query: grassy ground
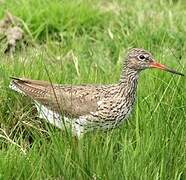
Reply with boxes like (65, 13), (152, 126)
(0, 0), (186, 179)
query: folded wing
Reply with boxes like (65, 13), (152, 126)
(10, 77), (101, 118)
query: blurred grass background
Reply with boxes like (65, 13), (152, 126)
(0, 0), (185, 179)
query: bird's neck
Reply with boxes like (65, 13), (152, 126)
(118, 66), (139, 97)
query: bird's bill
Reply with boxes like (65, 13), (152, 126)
(149, 61), (184, 76)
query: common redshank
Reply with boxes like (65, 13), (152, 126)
(9, 48), (184, 137)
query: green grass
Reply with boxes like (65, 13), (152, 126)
(0, 0), (186, 179)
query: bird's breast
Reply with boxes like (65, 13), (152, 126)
(94, 92), (137, 123)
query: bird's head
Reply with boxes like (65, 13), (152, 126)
(126, 48), (184, 76)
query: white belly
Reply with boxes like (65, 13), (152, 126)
(34, 101), (87, 137)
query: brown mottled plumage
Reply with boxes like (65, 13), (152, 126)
(9, 48), (184, 137)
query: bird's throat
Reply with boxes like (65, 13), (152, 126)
(119, 67), (139, 97)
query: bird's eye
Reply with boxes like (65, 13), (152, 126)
(139, 55), (145, 60)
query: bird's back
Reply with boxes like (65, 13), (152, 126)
(10, 77), (116, 117)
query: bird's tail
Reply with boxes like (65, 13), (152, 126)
(9, 77), (27, 95)
(9, 77), (49, 97)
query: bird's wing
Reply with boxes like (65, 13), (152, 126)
(10, 77), (102, 117)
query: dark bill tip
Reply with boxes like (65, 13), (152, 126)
(164, 67), (184, 76)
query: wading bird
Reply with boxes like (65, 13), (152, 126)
(10, 48), (184, 137)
